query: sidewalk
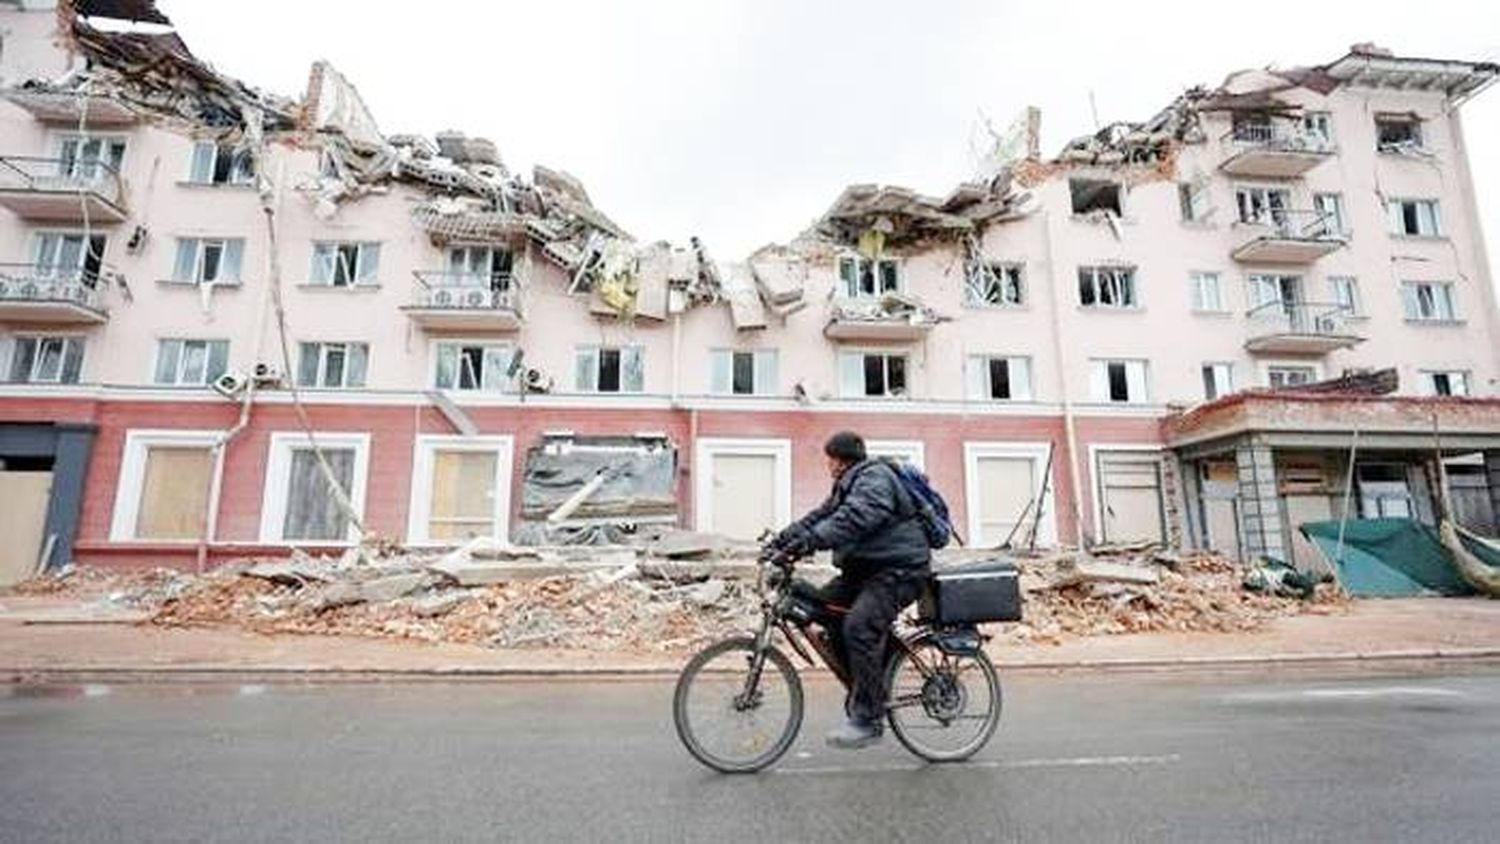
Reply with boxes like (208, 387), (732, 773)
(2, 596), (1498, 681)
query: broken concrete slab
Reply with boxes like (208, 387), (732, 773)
(648, 531), (725, 560)
(409, 590), (474, 619)
(357, 573), (431, 604)
(720, 263), (768, 330)
(243, 561), (331, 586)
(1050, 560), (1161, 589)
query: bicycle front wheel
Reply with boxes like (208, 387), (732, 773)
(673, 636), (804, 773)
(885, 635), (1002, 762)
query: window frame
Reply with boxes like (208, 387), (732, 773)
(153, 338), (230, 386)
(1387, 198), (1442, 237)
(966, 354), (1033, 401)
(1077, 265), (1139, 310)
(1400, 281), (1458, 322)
(1265, 363), (1320, 389)
(1313, 192), (1348, 236)
(310, 240), (382, 287)
(1201, 362), (1234, 400)
(171, 237), (245, 285)
(1189, 271), (1226, 313)
(1375, 114), (1423, 152)
(708, 348), (778, 396)
(1088, 358), (1150, 404)
(297, 341), (370, 389)
(109, 429), (222, 542)
(258, 431), (371, 545)
(574, 344), (645, 394)
(432, 340), (516, 393)
(840, 350), (910, 399)
(406, 434), (515, 546)
(6, 334), (85, 384)
(186, 140), (256, 186)
(1327, 276), (1362, 317)
(964, 262), (1026, 308)
(836, 254), (902, 299)
(1234, 185), (1292, 225)
(1421, 370), (1471, 397)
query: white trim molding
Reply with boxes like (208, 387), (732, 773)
(962, 441), (1056, 547)
(109, 429), (223, 542)
(406, 434), (515, 546)
(865, 439), (926, 470)
(258, 431), (371, 545)
(693, 437), (793, 536)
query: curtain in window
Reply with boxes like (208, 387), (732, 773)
(283, 447), (354, 541)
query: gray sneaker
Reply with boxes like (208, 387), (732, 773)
(825, 718), (883, 750)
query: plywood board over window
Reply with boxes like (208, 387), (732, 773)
(407, 435), (514, 545)
(110, 430), (221, 542)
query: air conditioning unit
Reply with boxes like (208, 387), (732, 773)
(463, 288), (489, 308)
(252, 362), (281, 383)
(125, 225), (148, 254)
(432, 288), (454, 307)
(212, 370), (250, 400)
(523, 367), (553, 393)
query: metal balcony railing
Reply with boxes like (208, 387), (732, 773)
(1236, 208), (1342, 241)
(1222, 124), (1333, 153)
(0, 263), (104, 308)
(411, 271), (520, 314)
(0, 155), (125, 204)
(1246, 300), (1356, 336)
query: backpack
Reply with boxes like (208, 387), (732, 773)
(878, 458), (957, 549)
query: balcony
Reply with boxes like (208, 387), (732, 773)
(1231, 210), (1346, 264)
(824, 295), (940, 341)
(0, 265), (108, 324)
(1, 89), (139, 127)
(400, 271), (522, 331)
(1219, 125), (1333, 179)
(0, 156), (128, 223)
(1244, 301), (1363, 354)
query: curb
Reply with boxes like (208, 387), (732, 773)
(6, 648), (1500, 684)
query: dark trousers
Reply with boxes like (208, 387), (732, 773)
(818, 568), (926, 725)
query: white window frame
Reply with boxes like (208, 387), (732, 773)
(1190, 271), (1226, 313)
(172, 237), (244, 285)
(310, 240), (382, 287)
(297, 341), (369, 389)
(1235, 185), (1291, 225)
(1077, 265), (1138, 309)
(963, 441), (1056, 547)
(152, 338), (229, 386)
(1375, 114), (1423, 152)
(32, 229), (104, 279)
(840, 350), (910, 398)
(966, 354), (1033, 401)
(1387, 199), (1442, 237)
(964, 262), (1026, 308)
(1246, 273), (1302, 311)
(1313, 192), (1347, 236)
(1327, 276), (1362, 317)
(6, 334), (85, 384)
(1202, 362), (1234, 400)
(55, 133), (127, 178)
(1178, 181), (1211, 223)
(406, 435), (515, 546)
(865, 440), (926, 471)
(837, 253), (902, 299)
(1088, 358), (1150, 404)
(1421, 370), (1471, 397)
(709, 348), (778, 396)
(575, 345), (645, 394)
(1400, 281), (1458, 322)
(258, 432), (371, 545)
(693, 438), (792, 536)
(1264, 362), (1321, 389)
(1302, 111), (1334, 147)
(187, 140), (255, 186)
(431, 340), (516, 392)
(109, 429), (222, 542)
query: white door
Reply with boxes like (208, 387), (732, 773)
(1098, 453), (1165, 543)
(973, 456), (1035, 547)
(710, 453), (777, 541)
(0, 471), (53, 585)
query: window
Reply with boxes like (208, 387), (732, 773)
(1178, 182), (1210, 222)
(964, 263), (1025, 306)
(1267, 365), (1317, 389)
(1400, 282), (1457, 322)
(311, 241), (381, 286)
(575, 346), (644, 393)
(1327, 277), (1361, 316)
(434, 343), (515, 392)
(34, 232), (106, 284)
(1313, 193), (1347, 235)
(1247, 274), (1302, 311)
(446, 246), (514, 290)
(1387, 199), (1441, 237)
(1070, 178), (1122, 215)
(710, 349), (777, 395)
(57, 135), (126, 178)
(1423, 371), (1470, 397)
(966, 355), (1032, 401)
(1302, 112), (1334, 146)
(1375, 114), (1422, 152)
(297, 342), (369, 388)
(154, 339), (229, 386)
(408, 436), (512, 544)
(260, 432), (369, 543)
(840, 352), (907, 398)
(187, 141), (255, 185)
(837, 255), (900, 299)
(1078, 266), (1137, 308)
(7, 336), (84, 384)
(1190, 272), (1225, 312)
(1202, 363), (1233, 400)
(109, 431), (219, 542)
(1089, 359), (1148, 403)
(1230, 113), (1273, 142)
(172, 238), (245, 285)
(1235, 186), (1290, 225)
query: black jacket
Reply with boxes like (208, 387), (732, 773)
(791, 459), (931, 578)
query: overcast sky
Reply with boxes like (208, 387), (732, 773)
(161, 0), (1499, 269)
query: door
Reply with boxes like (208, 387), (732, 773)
(1097, 452), (1165, 543)
(973, 456), (1036, 547)
(0, 470), (53, 586)
(709, 453), (776, 541)
(1283, 494), (1334, 573)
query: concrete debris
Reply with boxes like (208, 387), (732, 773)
(828, 292), (944, 328)
(1049, 559), (1162, 589)
(721, 263), (769, 330)
(812, 180), (1029, 249)
(648, 531), (728, 560)
(408, 590), (475, 619)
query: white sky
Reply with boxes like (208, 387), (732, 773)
(161, 0), (1500, 272)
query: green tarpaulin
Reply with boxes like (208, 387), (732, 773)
(1300, 518), (1499, 598)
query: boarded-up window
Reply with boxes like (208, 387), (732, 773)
(135, 446), (213, 539)
(427, 450), (498, 541)
(282, 447), (355, 541)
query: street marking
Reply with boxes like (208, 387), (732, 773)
(775, 754), (1180, 776)
(1222, 686), (1465, 703)
(82, 685), (111, 698)
(239, 684), (268, 696)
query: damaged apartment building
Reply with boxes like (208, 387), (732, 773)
(0, 1), (1498, 584)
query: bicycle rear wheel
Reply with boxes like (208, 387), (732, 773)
(885, 635), (1001, 762)
(673, 636), (804, 773)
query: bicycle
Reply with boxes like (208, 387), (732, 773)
(672, 545), (1006, 773)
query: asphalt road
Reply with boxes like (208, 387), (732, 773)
(2, 664), (1498, 843)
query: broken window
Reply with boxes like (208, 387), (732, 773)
(840, 352), (907, 398)
(1246, 274), (1302, 312)
(1313, 193), (1347, 236)
(1235, 186), (1291, 226)
(1077, 266), (1137, 308)
(154, 339), (229, 386)
(1375, 114), (1423, 152)
(1089, 359), (1147, 403)
(1302, 112), (1334, 146)
(1230, 113), (1274, 143)
(1267, 366), (1317, 389)
(133, 445), (214, 540)
(57, 135), (126, 180)
(33, 232), (106, 285)
(838, 256), (900, 299)
(1400, 281), (1457, 322)
(282, 446), (356, 541)
(311, 241), (381, 286)
(1424, 370), (1470, 397)
(1327, 276), (1361, 316)
(966, 355), (1031, 401)
(709, 349), (777, 396)
(172, 238), (244, 284)
(434, 343), (514, 392)
(188, 141), (255, 185)
(1201, 363), (1233, 400)
(1386, 199), (1441, 237)
(1178, 182), (1210, 222)
(965, 263), (1025, 307)
(1069, 178), (1122, 215)
(296, 342), (369, 388)
(447, 246), (515, 291)
(7, 336), (84, 384)
(1190, 272), (1224, 312)
(575, 346), (644, 393)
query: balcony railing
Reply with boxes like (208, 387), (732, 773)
(1231, 209), (1346, 263)
(1219, 124), (1333, 178)
(402, 271), (522, 330)
(1224, 124), (1333, 153)
(0, 263), (108, 323)
(1244, 301), (1363, 354)
(0, 155), (127, 221)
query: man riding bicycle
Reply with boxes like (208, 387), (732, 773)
(767, 430), (932, 749)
